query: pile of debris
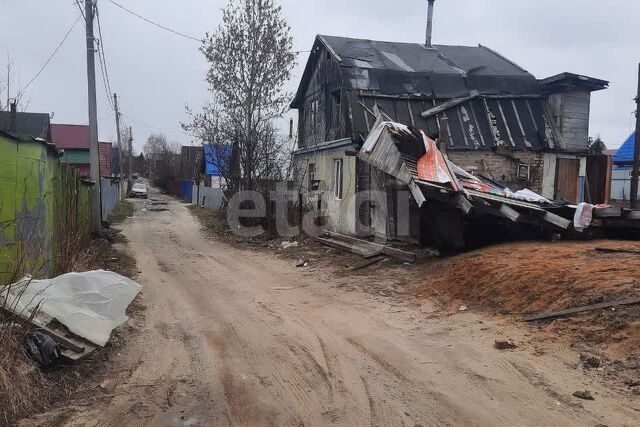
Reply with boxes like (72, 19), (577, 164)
(358, 121), (640, 250)
(1, 270), (141, 366)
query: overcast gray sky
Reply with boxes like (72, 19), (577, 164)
(1, 0), (638, 152)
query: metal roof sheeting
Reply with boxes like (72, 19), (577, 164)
(350, 94), (556, 150)
(0, 111), (51, 140)
(51, 124), (90, 149)
(318, 36), (539, 98)
(613, 132), (636, 165)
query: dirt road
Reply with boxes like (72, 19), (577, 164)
(50, 187), (639, 426)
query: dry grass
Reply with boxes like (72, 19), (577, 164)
(0, 225), (139, 425)
(0, 317), (52, 425)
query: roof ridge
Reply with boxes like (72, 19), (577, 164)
(478, 44), (529, 74)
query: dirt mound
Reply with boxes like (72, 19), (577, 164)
(414, 240), (640, 370)
(416, 240), (640, 314)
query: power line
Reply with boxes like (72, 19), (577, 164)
(95, 4), (115, 110)
(17, 14), (82, 98)
(106, 0), (310, 56)
(106, 0), (201, 42)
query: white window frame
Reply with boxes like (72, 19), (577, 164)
(308, 163), (316, 191)
(517, 163), (531, 180)
(333, 159), (343, 200)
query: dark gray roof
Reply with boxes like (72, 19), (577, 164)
(0, 111), (51, 140)
(0, 129), (60, 154)
(349, 93), (558, 151)
(539, 72), (609, 94)
(291, 35), (539, 107)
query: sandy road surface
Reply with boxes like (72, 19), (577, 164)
(54, 187), (639, 426)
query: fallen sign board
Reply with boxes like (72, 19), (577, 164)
(522, 297), (640, 322)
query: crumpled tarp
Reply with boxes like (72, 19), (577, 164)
(1, 270), (141, 347)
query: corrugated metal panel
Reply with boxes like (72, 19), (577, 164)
(61, 149), (89, 164)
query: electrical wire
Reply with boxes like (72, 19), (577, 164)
(16, 14), (82, 98)
(95, 4), (115, 110)
(105, 0), (310, 55)
(106, 0), (202, 42)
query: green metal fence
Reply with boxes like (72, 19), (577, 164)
(0, 132), (92, 285)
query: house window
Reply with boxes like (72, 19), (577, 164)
(308, 163), (317, 191)
(310, 99), (319, 133)
(333, 159), (343, 199)
(517, 163), (531, 180)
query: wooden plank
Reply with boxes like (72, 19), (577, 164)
(348, 255), (387, 271)
(38, 326), (85, 353)
(542, 211), (571, 229)
(523, 298), (640, 322)
(314, 236), (378, 258)
(421, 92), (479, 118)
(595, 247), (640, 255)
(498, 204), (521, 222)
(454, 193), (473, 215)
(324, 231), (417, 263)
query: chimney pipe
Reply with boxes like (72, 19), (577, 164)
(9, 101), (17, 132)
(426, 0), (435, 47)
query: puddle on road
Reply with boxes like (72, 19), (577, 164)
(149, 208), (170, 212)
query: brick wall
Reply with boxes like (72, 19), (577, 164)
(447, 149), (545, 193)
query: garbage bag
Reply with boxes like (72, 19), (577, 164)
(24, 330), (60, 368)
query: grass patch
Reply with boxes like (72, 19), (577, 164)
(108, 200), (135, 225)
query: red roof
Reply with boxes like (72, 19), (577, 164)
(50, 124), (89, 149)
(99, 142), (112, 176)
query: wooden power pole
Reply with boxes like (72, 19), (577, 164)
(85, 0), (102, 232)
(631, 63), (640, 209)
(113, 93), (123, 177)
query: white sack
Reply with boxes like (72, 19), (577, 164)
(2, 270), (141, 346)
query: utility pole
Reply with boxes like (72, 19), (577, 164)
(631, 63), (640, 209)
(113, 93), (123, 177)
(128, 126), (133, 180)
(85, 0), (102, 232)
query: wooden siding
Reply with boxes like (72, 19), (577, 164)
(297, 45), (350, 148)
(548, 90), (591, 152)
(555, 158), (580, 202)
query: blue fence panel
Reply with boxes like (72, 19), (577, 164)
(180, 180), (193, 203)
(101, 178), (120, 218)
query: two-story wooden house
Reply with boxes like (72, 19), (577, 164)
(291, 35), (608, 239)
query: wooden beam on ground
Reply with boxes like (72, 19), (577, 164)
(595, 247), (640, 255)
(348, 255), (387, 271)
(523, 298), (640, 322)
(314, 236), (378, 258)
(323, 231), (417, 263)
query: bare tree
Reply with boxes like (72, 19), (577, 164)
(0, 55), (28, 112)
(197, 0), (296, 191)
(144, 132), (180, 191)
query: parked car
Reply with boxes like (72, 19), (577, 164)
(130, 183), (148, 199)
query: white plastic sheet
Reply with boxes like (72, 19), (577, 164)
(573, 202), (594, 232)
(2, 270), (141, 347)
